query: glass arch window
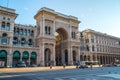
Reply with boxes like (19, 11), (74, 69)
(22, 51), (29, 59)
(2, 33), (7, 44)
(6, 23), (10, 31)
(0, 50), (7, 58)
(31, 52), (37, 59)
(13, 51), (20, 58)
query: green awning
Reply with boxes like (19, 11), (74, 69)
(13, 51), (20, 58)
(0, 50), (7, 58)
(22, 51), (29, 58)
(31, 52), (37, 59)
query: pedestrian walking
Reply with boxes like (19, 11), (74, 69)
(63, 63), (66, 69)
(90, 64), (93, 69)
(50, 64), (52, 69)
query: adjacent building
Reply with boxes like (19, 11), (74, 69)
(80, 29), (120, 65)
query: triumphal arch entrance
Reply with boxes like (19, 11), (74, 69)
(34, 7), (80, 66)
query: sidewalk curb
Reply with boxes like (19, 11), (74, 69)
(0, 66), (76, 73)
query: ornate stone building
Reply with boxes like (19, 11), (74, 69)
(80, 29), (120, 65)
(0, 6), (80, 67)
(0, 6), (120, 67)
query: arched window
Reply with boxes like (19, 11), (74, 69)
(2, 33), (7, 44)
(21, 38), (26, 46)
(20, 29), (23, 35)
(28, 39), (32, 46)
(1, 22), (5, 30)
(13, 37), (18, 45)
(13, 51), (20, 59)
(6, 23), (10, 31)
(31, 30), (34, 36)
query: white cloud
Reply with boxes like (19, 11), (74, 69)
(24, 8), (29, 10)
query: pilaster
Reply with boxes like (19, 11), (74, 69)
(76, 47), (80, 62)
(68, 45), (73, 65)
(40, 42), (45, 66)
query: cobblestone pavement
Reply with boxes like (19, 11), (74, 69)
(0, 67), (120, 80)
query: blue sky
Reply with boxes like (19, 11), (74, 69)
(0, 0), (120, 37)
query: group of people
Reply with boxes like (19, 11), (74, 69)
(49, 63), (66, 69)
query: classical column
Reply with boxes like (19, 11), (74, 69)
(28, 53), (31, 65)
(7, 53), (13, 67)
(20, 52), (22, 61)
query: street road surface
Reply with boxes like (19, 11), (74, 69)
(0, 67), (120, 80)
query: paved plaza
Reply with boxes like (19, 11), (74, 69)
(0, 67), (120, 80)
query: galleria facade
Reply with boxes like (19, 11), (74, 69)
(0, 6), (120, 67)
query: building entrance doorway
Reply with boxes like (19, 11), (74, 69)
(55, 28), (68, 66)
(44, 48), (51, 66)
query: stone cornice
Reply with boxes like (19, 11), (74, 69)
(34, 7), (80, 23)
(83, 29), (120, 40)
(0, 6), (18, 19)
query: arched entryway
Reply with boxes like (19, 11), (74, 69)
(22, 51), (29, 66)
(30, 52), (37, 65)
(73, 50), (77, 65)
(0, 50), (7, 67)
(55, 28), (68, 66)
(13, 51), (20, 67)
(44, 48), (51, 66)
